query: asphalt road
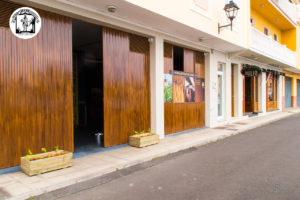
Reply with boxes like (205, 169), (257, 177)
(43, 114), (300, 200)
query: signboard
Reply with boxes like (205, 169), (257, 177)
(170, 70), (197, 77)
(241, 64), (261, 77)
(244, 70), (258, 77)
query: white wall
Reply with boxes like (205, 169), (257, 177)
(126, 0), (250, 49)
(206, 51), (231, 127)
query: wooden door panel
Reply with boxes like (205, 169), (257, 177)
(195, 52), (205, 78)
(164, 43), (205, 134)
(102, 28), (150, 147)
(0, 0), (73, 168)
(183, 49), (194, 73)
(164, 43), (173, 74)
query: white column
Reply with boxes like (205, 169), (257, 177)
(225, 61), (231, 121)
(150, 36), (164, 139)
(277, 75), (283, 111)
(205, 53), (214, 127)
(234, 64), (243, 117)
(258, 72), (266, 113)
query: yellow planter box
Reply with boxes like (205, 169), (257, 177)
(129, 133), (159, 148)
(21, 150), (73, 176)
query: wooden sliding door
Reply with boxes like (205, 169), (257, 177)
(102, 28), (150, 147)
(0, 0), (73, 168)
(164, 43), (205, 134)
(244, 76), (258, 113)
(266, 74), (278, 111)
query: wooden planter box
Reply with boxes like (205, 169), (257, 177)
(129, 133), (159, 148)
(21, 150), (73, 176)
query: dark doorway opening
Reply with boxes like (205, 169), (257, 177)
(72, 20), (103, 152)
(244, 76), (258, 116)
(245, 77), (252, 113)
(173, 46), (184, 71)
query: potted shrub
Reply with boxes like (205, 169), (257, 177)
(21, 146), (73, 176)
(129, 129), (160, 148)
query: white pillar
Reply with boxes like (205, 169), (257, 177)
(258, 72), (266, 113)
(234, 64), (243, 117)
(225, 61), (231, 121)
(205, 53), (214, 127)
(150, 36), (164, 138)
(277, 75), (283, 111)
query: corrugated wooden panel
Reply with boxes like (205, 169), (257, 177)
(0, 1), (73, 169)
(102, 27), (150, 147)
(164, 103), (205, 134)
(164, 43), (173, 74)
(127, 34), (150, 141)
(195, 52), (205, 78)
(0, 0), (19, 27)
(183, 49), (194, 73)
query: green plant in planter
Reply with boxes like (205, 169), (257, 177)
(134, 130), (145, 135)
(41, 148), (47, 153)
(148, 128), (153, 136)
(25, 149), (33, 161)
(133, 128), (153, 137)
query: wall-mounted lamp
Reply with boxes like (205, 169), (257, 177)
(148, 37), (154, 43)
(107, 5), (117, 13)
(218, 0), (240, 34)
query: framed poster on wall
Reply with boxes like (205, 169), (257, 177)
(195, 78), (205, 102)
(185, 76), (195, 102)
(164, 74), (173, 102)
(173, 75), (185, 103)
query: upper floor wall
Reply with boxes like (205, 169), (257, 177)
(250, 0), (297, 52)
(125, 0), (250, 50)
(274, 0), (299, 22)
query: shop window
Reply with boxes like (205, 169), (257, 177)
(264, 27), (269, 36)
(274, 34), (278, 41)
(250, 18), (255, 27)
(173, 46), (184, 71)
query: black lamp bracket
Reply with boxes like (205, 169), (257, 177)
(218, 19), (234, 34)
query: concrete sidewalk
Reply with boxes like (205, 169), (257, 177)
(1, 109), (300, 200)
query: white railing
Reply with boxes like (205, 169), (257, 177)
(250, 27), (296, 67)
